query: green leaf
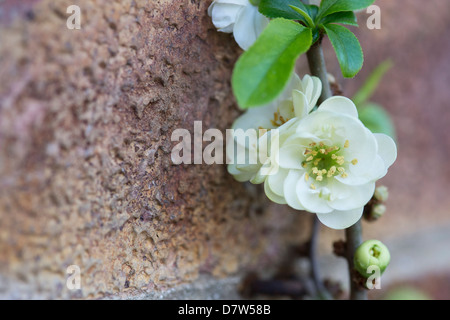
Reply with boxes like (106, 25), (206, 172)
(318, 0), (375, 20)
(306, 5), (319, 21)
(259, 0), (309, 22)
(232, 19), (312, 109)
(323, 24), (363, 78)
(358, 103), (396, 140)
(289, 5), (315, 28)
(352, 59), (394, 106)
(319, 11), (358, 27)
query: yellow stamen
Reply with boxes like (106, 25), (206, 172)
(316, 176), (323, 182)
(338, 167), (345, 173)
(306, 156), (314, 162)
(341, 173), (348, 178)
(344, 140), (350, 148)
(310, 184), (316, 190)
(305, 173), (309, 182)
(351, 159), (358, 165)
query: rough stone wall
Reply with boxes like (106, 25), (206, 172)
(0, 0), (310, 299)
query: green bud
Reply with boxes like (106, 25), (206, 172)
(249, 0), (261, 6)
(374, 186), (389, 202)
(354, 240), (390, 278)
(371, 203), (386, 219)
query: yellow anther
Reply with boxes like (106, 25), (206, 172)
(338, 167), (345, 173)
(305, 149), (312, 155)
(309, 142), (317, 147)
(351, 159), (358, 165)
(313, 158), (322, 166)
(305, 173), (309, 182)
(322, 169), (327, 174)
(316, 176), (323, 182)
(302, 162), (308, 168)
(312, 151), (318, 156)
(319, 142), (324, 147)
(320, 149), (326, 154)
(336, 156), (345, 165)
(331, 154), (337, 160)
(329, 166), (337, 174)
(344, 140), (350, 148)
(310, 184), (316, 190)
(306, 156), (314, 162)
(341, 173), (348, 178)
(312, 167), (319, 174)
(327, 171), (334, 178)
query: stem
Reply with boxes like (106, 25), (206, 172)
(345, 220), (367, 300)
(306, 40), (333, 103)
(305, 38), (367, 301)
(310, 216), (332, 300)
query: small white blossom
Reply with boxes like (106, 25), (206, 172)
(208, 0), (269, 50)
(228, 77), (397, 229)
(264, 97), (397, 229)
(227, 74), (322, 184)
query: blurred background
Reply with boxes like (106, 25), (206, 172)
(0, 0), (449, 299)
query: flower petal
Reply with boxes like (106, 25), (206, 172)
(209, 3), (244, 32)
(317, 207), (364, 230)
(319, 96), (359, 119)
(309, 76), (322, 111)
(264, 178), (287, 205)
(227, 163), (254, 182)
(374, 133), (397, 169)
(284, 170), (305, 210)
(297, 176), (333, 214)
(278, 144), (304, 170)
(267, 168), (289, 196)
(292, 90), (309, 119)
(233, 4), (268, 50)
(328, 180), (375, 211)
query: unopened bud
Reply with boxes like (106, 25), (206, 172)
(374, 186), (389, 202)
(354, 240), (390, 278)
(371, 204), (386, 220)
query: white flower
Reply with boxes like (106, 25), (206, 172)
(208, 0), (269, 50)
(227, 74), (322, 183)
(265, 97), (397, 229)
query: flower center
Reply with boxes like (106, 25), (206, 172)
(270, 110), (291, 127)
(302, 140), (358, 190)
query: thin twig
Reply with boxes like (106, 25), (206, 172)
(345, 220), (368, 300)
(309, 216), (332, 299)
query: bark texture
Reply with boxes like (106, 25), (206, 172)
(0, 0), (309, 299)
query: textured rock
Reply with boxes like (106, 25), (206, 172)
(0, 0), (310, 299)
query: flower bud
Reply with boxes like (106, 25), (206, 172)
(374, 185), (389, 202)
(354, 240), (390, 278)
(371, 203), (386, 220)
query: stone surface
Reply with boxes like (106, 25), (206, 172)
(0, 0), (311, 299)
(1, 0), (449, 300)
